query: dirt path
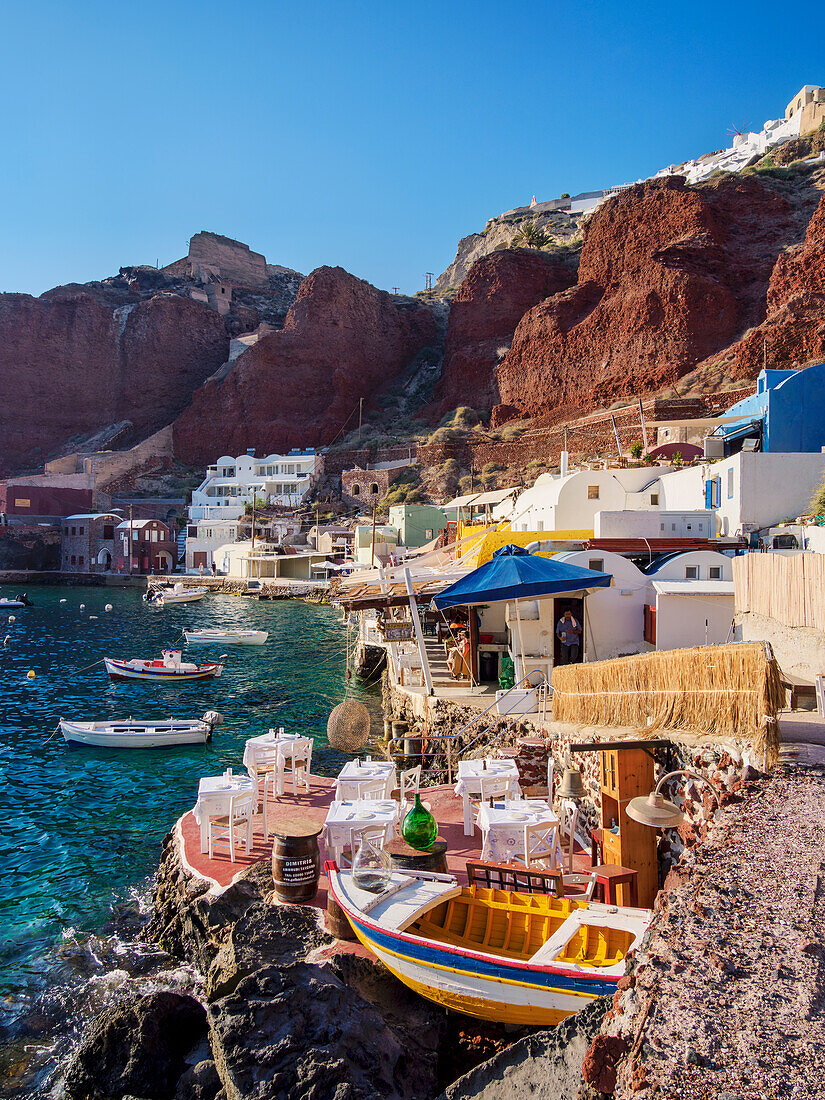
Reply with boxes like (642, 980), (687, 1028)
(612, 762), (825, 1098)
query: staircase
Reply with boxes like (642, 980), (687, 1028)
(176, 530), (187, 568)
(424, 636), (455, 687)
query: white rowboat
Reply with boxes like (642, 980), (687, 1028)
(59, 716), (215, 748)
(145, 584), (209, 606)
(184, 629), (269, 645)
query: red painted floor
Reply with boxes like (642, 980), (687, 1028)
(179, 774), (591, 912)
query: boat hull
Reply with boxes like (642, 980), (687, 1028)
(60, 720), (211, 748)
(104, 658), (223, 682)
(328, 871), (621, 1026)
(158, 592), (206, 605)
(184, 630), (268, 645)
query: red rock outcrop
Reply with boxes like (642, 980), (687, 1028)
(172, 267), (438, 465)
(0, 292), (229, 476)
(494, 175), (799, 423)
(716, 190), (825, 376)
(431, 249), (576, 418)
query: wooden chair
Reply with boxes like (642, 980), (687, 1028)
(523, 822), (561, 870)
(208, 790), (255, 862)
(395, 765), (421, 810)
(561, 872), (597, 901)
(559, 798), (580, 873)
(281, 737), (312, 796)
(247, 745), (283, 832)
(466, 859), (565, 898)
(337, 822), (390, 869)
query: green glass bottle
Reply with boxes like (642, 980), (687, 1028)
(401, 794), (438, 851)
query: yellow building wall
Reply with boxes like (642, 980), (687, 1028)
(456, 523), (594, 568)
(800, 100), (825, 136)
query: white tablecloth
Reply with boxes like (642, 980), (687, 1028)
(242, 731), (302, 771)
(334, 759), (396, 799)
(454, 759), (520, 835)
(323, 799), (399, 863)
(194, 773), (255, 853)
(475, 799), (559, 864)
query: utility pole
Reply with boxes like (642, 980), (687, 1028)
(423, 273), (434, 291)
(638, 397), (649, 451)
(129, 504), (133, 575)
(357, 397), (364, 443)
(251, 495), (256, 553)
(370, 501), (378, 568)
(391, 286), (399, 295)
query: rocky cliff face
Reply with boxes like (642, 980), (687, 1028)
(432, 249), (577, 418)
(0, 292), (229, 475)
(173, 267), (439, 465)
(493, 175), (804, 424)
(435, 207), (582, 293)
(718, 189), (825, 377)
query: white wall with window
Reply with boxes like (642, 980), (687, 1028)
(509, 467), (673, 533)
(189, 449), (317, 522)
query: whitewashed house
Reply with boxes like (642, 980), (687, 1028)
(189, 448), (317, 522)
(644, 550), (735, 651)
(509, 466), (672, 534)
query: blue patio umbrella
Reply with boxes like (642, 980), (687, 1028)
(432, 545), (612, 676)
(432, 545), (612, 610)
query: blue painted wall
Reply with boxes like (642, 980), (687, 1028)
(722, 363), (825, 452)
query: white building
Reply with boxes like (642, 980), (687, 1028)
(658, 452), (825, 536)
(185, 516), (241, 572)
(214, 540), (328, 583)
(645, 551), (735, 652)
(189, 448), (317, 522)
(509, 466), (672, 533)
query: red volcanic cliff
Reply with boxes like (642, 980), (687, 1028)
(0, 293), (229, 474)
(432, 249), (576, 418)
(494, 175), (799, 423)
(720, 190), (825, 376)
(172, 267), (438, 465)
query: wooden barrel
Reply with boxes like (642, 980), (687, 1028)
(270, 813), (324, 904)
(385, 836), (449, 875)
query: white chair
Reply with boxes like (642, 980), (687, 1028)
(561, 872), (597, 901)
(248, 745), (283, 804)
(547, 758), (555, 803)
(208, 790), (255, 863)
(473, 775), (513, 827)
(359, 778), (388, 800)
(280, 737), (312, 796)
(337, 822), (388, 869)
(336, 776), (386, 801)
(523, 822), (561, 870)
(559, 798), (580, 873)
(396, 765), (421, 810)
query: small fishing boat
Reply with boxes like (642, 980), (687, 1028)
(144, 583), (209, 606)
(59, 711), (221, 748)
(104, 649), (225, 682)
(327, 866), (651, 1026)
(0, 597), (30, 608)
(184, 629), (269, 646)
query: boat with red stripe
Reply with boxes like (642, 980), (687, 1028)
(104, 649), (225, 683)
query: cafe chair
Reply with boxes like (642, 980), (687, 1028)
(208, 790), (255, 863)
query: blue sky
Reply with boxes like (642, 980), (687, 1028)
(1, 1), (822, 296)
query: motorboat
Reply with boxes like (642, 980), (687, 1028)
(104, 650), (225, 683)
(184, 629), (269, 645)
(327, 866), (651, 1026)
(0, 596), (31, 608)
(145, 583), (209, 606)
(59, 711), (221, 748)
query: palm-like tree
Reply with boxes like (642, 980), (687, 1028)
(513, 220), (550, 249)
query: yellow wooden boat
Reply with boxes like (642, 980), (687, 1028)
(327, 866), (651, 1026)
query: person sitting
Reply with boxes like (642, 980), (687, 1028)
(556, 609), (582, 665)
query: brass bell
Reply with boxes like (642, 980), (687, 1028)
(557, 767), (586, 800)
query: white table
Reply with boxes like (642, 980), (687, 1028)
(334, 759), (397, 800)
(454, 759), (520, 835)
(194, 773), (256, 854)
(323, 799), (400, 866)
(242, 730), (303, 772)
(514, 654), (553, 688)
(475, 799), (560, 864)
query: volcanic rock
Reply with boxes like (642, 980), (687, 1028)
(494, 175), (798, 423)
(207, 960), (442, 1100)
(720, 190), (825, 376)
(62, 990), (207, 1100)
(0, 291), (229, 475)
(432, 249), (576, 418)
(173, 266), (439, 465)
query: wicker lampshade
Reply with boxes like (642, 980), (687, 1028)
(557, 767), (586, 800)
(327, 700), (370, 752)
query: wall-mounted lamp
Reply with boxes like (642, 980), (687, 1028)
(626, 769), (720, 829)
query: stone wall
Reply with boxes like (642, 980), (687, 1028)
(341, 465), (405, 508)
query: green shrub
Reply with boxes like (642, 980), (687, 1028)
(629, 440), (643, 459)
(560, 192), (570, 199)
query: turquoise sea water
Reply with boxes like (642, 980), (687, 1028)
(0, 585), (378, 994)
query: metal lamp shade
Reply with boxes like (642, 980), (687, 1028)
(626, 792), (684, 829)
(556, 768), (586, 800)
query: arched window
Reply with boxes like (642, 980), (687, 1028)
(370, 483), (380, 495)
(351, 483), (361, 496)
